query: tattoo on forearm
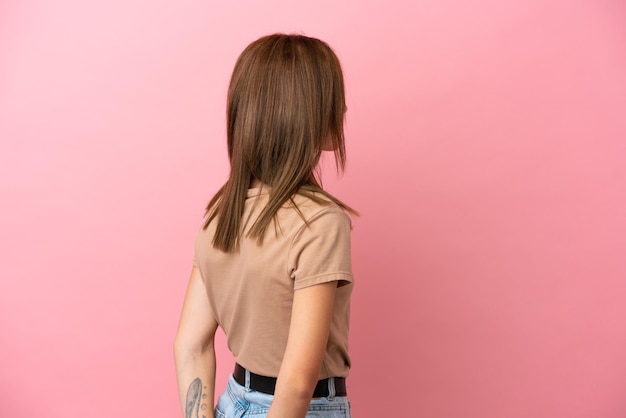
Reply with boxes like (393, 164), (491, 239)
(200, 386), (206, 418)
(185, 378), (202, 418)
(185, 379), (210, 418)
(201, 384), (208, 417)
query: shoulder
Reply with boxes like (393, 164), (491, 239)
(309, 204), (352, 229)
(286, 196), (353, 285)
(289, 204), (353, 250)
(290, 193), (352, 231)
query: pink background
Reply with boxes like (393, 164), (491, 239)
(1, 1), (625, 417)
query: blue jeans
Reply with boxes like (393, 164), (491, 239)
(215, 373), (352, 417)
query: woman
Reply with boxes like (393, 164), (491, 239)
(174, 33), (357, 418)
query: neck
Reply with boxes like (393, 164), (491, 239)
(250, 178), (264, 188)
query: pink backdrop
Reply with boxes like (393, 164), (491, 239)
(1, 1), (625, 417)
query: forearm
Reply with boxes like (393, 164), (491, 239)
(267, 282), (338, 418)
(266, 379), (314, 418)
(174, 343), (216, 418)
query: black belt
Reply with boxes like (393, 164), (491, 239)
(233, 363), (347, 398)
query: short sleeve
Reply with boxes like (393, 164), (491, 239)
(287, 207), (353, 290)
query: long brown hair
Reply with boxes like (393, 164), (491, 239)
(204, 33), (357, 252)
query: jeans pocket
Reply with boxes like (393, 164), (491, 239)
(305, 396), (350, 417)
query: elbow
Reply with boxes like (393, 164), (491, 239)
(172, 338), (189, 359)
(276, 374), (320, 401)
(173, 338), (188, 364)
(173, 335), (214, 359)
(288, 383), (317, 402)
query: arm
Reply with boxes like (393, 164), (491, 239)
(174, 266), (219, 418)
(267, 280), (338, 418)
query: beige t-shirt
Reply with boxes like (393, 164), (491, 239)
(192, 187), (354, 379)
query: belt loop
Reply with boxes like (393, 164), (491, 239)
(327, 377), (336, 400)
(245, 369), (251, 389)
